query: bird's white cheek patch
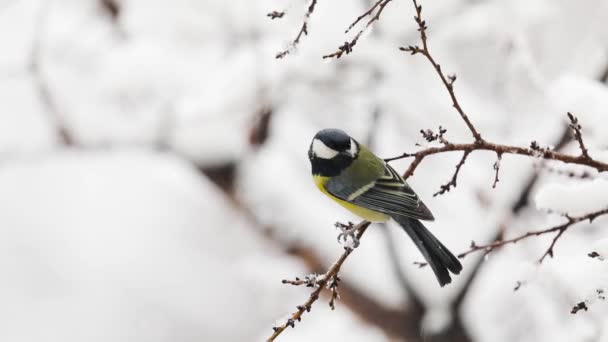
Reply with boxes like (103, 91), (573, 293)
(349, 138), (359, 157)
(312, 139), (339, 159)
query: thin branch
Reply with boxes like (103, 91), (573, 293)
(275, 0), (318, 59)
(30, 2), (73, 146)
(267, 221), (371, 341)
(567, 112), (591, 160)
(400, 0), (483, 142)
(539, 226), (567, 262)
(322, 0), (392, 59)
(538, 164), (593, 180)
(492, 152), (502, 188)
(433, 150), (470, 196)
(345, 0), (385, 33)
(267, 11), (285, 19)
(456, 208), (608, 262)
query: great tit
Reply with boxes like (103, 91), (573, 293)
(308, 128), (462, 286)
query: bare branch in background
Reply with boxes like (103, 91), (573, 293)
(539, 164), (593, 180)
(456, 208), (608, 262)
(588, 251), (605, 260)
(571, 301), (589, 314)
(600, 64), (608, 84)
(322, 0), (393, 59)
(100, 0), (120, 20)
(571, 289), (606, 314)
(30, 2), (74, 146)
(249, 106), (273, 147)
(274, 0), (318, 59)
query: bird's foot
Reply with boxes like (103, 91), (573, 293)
(334, 221), (360, 249)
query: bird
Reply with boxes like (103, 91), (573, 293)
(308, 128), (462, 286)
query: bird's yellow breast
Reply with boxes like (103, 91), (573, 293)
(313, 175), (389, 222)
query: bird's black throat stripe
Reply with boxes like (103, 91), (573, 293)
(310, 154), (354, 177)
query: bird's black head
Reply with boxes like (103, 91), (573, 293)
(308, 129), (359, 176)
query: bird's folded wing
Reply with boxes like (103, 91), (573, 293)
(325, 162), (435, 221)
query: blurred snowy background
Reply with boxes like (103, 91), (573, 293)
(1, 0), (608, 341)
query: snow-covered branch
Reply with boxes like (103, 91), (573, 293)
(322, 0), (393, 59)
(273, 0), (318, 59)
(267, 221), (370, 341)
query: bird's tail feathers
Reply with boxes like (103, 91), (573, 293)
(393, 216), (462, 287)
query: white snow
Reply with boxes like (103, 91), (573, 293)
(535, 179), (608, 215)
(1, 0), (608, 341)
(0, 150), (307, 341)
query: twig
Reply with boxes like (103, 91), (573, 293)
(537, 164), (593, 180)
(30, 2), (73, 145)
(345, 0), (385, 33)
(588, 251), (605, 261)
(275, 0), (318, 59)
(419, 126), (448, 145)
(571, 289), (605, 314)
(456, 208), (608, 262)
(433, 150), (470, 196)
(322, 0), (392, 59)
(327, 274), (341, 310)
(267, 221), (371, 341)
(399, 0), (483, 142)
(282, 273), (324, 287)
(267, 11), (285, 19)
(567, 112), (591, 160)
(492, 153), (502, 188)
(571, 301), (589, 314)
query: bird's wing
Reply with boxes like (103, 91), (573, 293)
(325, 162), (435, 221)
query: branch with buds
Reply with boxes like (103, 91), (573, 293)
(267, 221), (370, 341)
(390, 0), (607, 188)
(459, 208), (608, 262)
(272, 0), (318, 59)
(322, 0), (393, 59)
(267, 0), (608, 339)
